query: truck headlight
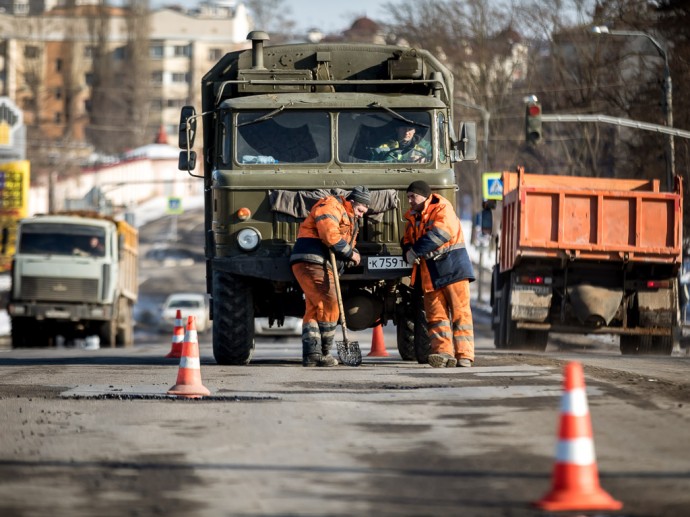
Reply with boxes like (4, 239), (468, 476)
(8, 304), (25, 316)
(237, 228), (261, 251)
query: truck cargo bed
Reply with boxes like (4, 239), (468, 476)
(499, 168), (683, 272)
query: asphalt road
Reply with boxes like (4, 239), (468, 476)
(1, 209), (689, 516)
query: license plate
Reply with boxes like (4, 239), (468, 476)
(367, 256), (411, 270)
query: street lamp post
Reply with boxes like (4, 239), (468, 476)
(592, 26), (675, 190)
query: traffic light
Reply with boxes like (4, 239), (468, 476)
(525, 101), (542, 144)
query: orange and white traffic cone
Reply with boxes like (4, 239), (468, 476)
(167, 316), (211, 399)
(367, 323), (389, 357)
(534, 361), (622, 511)
(165, 309), (184, 358)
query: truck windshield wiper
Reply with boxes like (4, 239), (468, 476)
(237, 103), (292, 127)
(369, 102), (429, 128)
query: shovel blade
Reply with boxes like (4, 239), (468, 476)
(336, 340), (362, 366)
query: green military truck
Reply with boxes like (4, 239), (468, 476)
(178, 30), (476, 365)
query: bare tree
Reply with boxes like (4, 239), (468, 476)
(245, 0), (295, 39)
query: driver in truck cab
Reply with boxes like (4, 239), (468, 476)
(370, 123), (431, 163)
(290, 186), (371, 367)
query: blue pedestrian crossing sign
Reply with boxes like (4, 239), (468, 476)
(166, 196), (183, 214)
(482, 172), (503, 200)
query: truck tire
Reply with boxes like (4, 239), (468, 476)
(100, 317), (117, 348)
(11, 317), (30, 348)
(212, 270), (255, 365)
(395, 285), (430, 363)
(620, 334), (673, 355)
(116, 299), (134, 347)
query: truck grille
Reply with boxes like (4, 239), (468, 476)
(20, 276), (100, 302)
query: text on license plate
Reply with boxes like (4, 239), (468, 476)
(367, 256), (411, 270)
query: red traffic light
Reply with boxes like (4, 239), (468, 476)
(527, 104), (541, 117)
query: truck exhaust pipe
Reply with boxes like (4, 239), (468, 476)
(247, 30), (269, 70)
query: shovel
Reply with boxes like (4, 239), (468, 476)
(329, 250), (362, 367)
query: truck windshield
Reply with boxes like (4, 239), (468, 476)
(338, 110), (432, 164)
(18, 224), (106, 257)
(236, 110), (331, 164)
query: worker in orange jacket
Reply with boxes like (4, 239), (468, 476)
(290, 187), (371, 366)
(402, 180), (475, 368)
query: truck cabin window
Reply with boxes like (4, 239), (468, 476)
(235, 110), (331, 164)
(19, 224), (106, 257)
(338, 111), (432, 164)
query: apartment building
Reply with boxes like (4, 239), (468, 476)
(0, 0), (251, 156)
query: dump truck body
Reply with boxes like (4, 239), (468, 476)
(8, 212), (138, 347)
(491, 167), (683, 354)
(179, 31), (476, 364)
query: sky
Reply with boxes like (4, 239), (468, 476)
(154, 0), (398, 34)
(277, 0), (392, 33)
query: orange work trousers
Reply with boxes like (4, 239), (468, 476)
(423, 279), (474, 361)
(291, 261), (339, 328)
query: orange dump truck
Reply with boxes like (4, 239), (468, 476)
(490, 166), (683, 355)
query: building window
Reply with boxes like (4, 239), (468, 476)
(14, 0), (29, 15)
(24, 45), (40, 59)
(85, 73), (94, 86)
(55, 58), (62, 72)
(55, 88), (62, 100)
(113, 46), (126, 60)
(84, 99), (92, 113)
(151, 71), (163, 84)
(84, 46), (95, 58)
(55, 112), (62, 123)
(150, 98), (163, 110)
(150, 45), (164, 59)
(171, 72), (189, 84)
(208, 48), (222, 61)
(173, 45), (190, 57)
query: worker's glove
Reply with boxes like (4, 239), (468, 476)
(405, 249), (418, 265)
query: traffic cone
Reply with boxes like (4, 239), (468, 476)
(534, 361), (622, 511)
(367, 324), (389, 357)
(165, 309), (184, 358)
(167, 316), (211, 399)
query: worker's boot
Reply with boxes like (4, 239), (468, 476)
(302, 322), (322, 367)
(318, 322), (338, 367)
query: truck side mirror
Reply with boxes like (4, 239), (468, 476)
(178, 150), (197, 171)
(179, 106), (197, 149)
(451, 122), (477, 162)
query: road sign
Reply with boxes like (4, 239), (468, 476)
(482, 172), (503, 200)
(166, 197), (183, 215)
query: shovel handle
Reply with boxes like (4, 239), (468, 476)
(329, 250), (349, 342)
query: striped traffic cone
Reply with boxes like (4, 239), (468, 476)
(367, 323), (389, 357)
(167, 316), (211, 399)
(534, 361), (622, 511)
(165, 309), (184, 358)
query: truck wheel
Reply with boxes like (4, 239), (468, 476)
(116, 300), (134, 347)
(620, 335), (673, 355)
(100, 318), (117, 347)
(212, 271), (255, 365)
(396, 286), (430, 362)
(11, 317), (30, 348)
(395, 316), (416, 361)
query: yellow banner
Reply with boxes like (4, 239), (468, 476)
(0, 160), (30, 272)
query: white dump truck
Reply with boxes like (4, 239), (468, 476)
(7, 212), (138, 347)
